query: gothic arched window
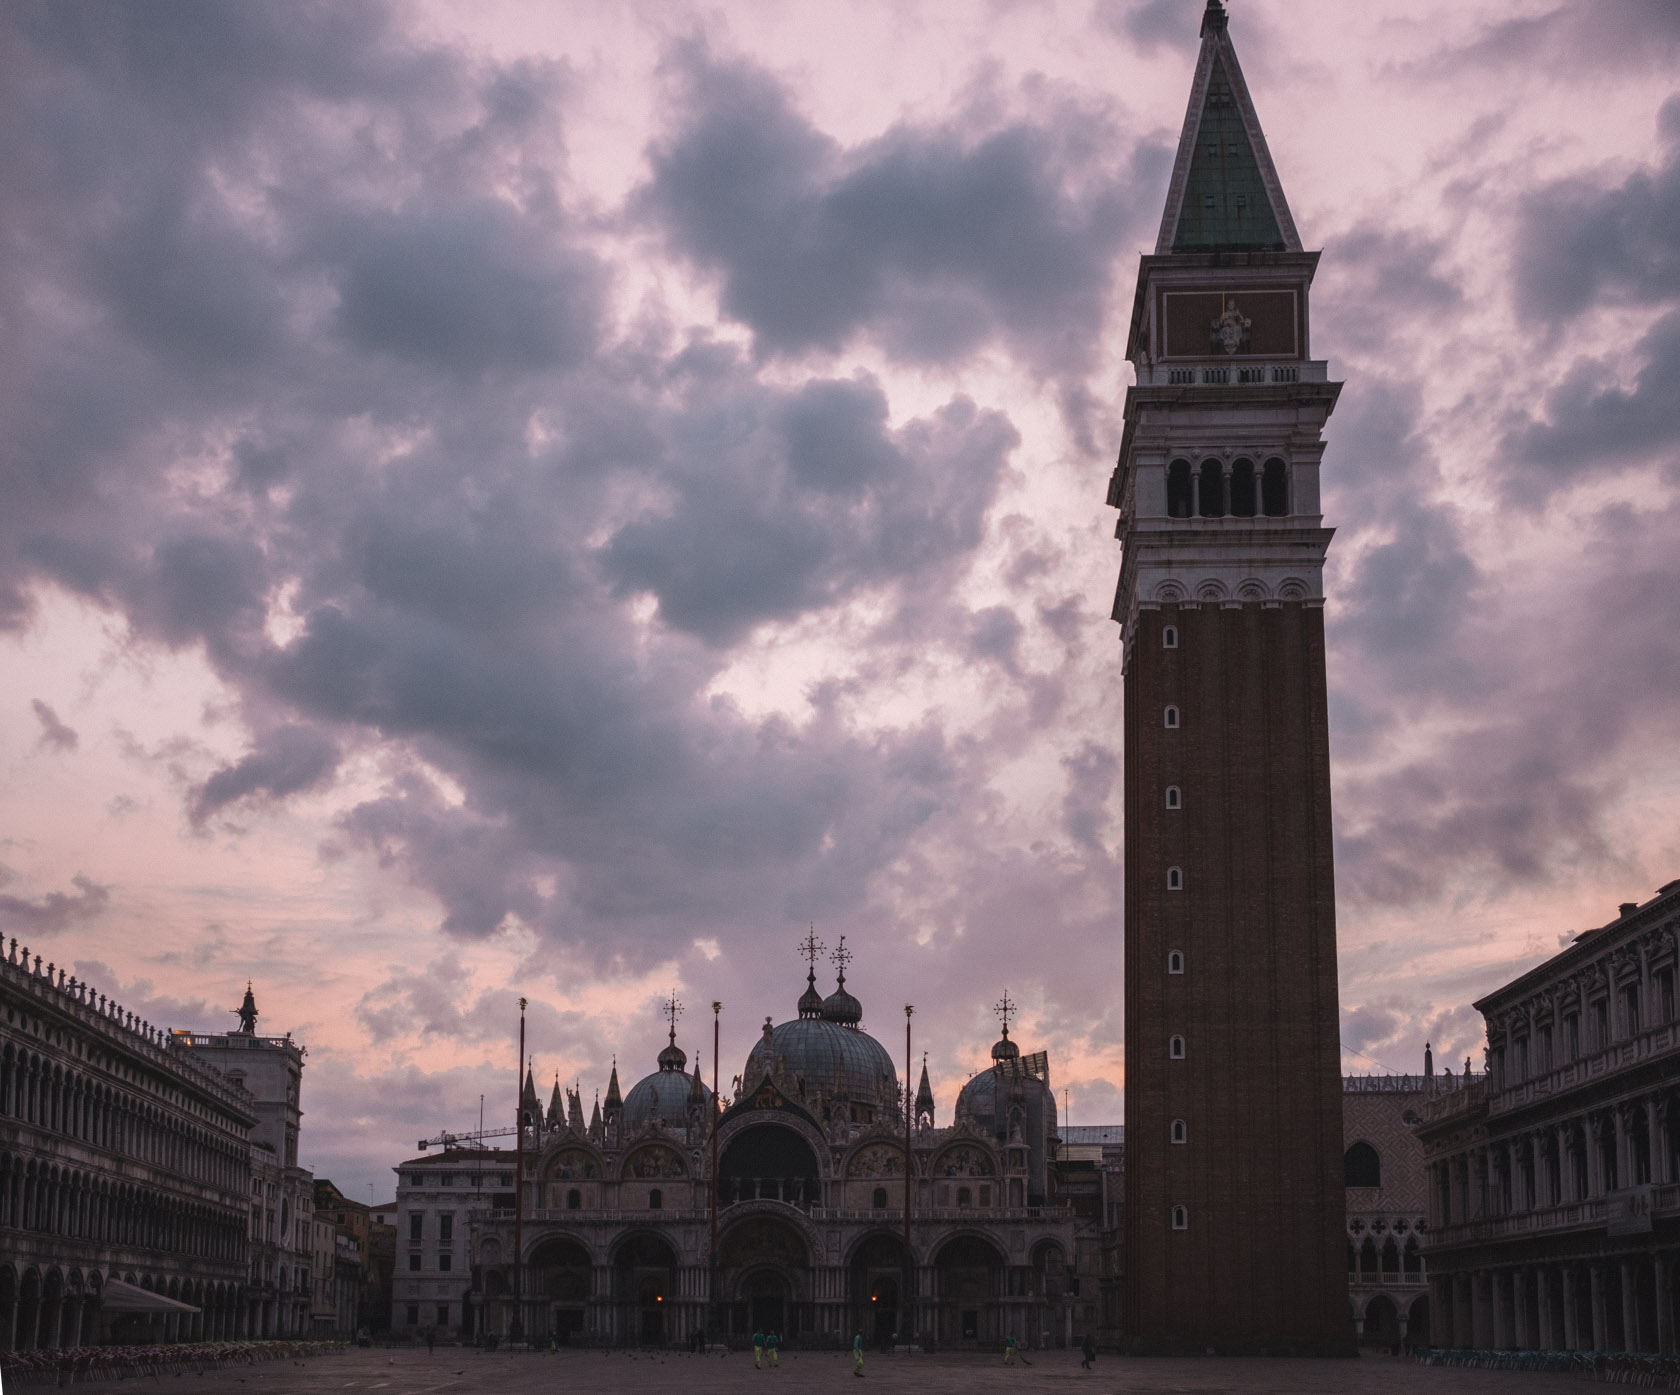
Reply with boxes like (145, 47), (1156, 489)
(1163, 706), (1180, 729)
(1167, 950), (1184, 975)
(1169, 1035), (1186, 1059)
(1165, 785), (1181, 810)
(1344, 1141), (1381, 1188)
(1167, 460), (1193, 518)
(1162, 625), (1178, 649)
(1171, 1205), (1188, 1230)
(1166, 866), (1183, 891)
(1171, 1119), (1187, 1145)
(1262, 457), (1289, 516)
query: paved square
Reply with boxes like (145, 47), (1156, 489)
(127, 1347), (1571, 1395)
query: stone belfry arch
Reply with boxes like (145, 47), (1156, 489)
(1108, 0), (1351, 1355)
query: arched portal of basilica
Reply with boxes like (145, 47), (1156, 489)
(462, 947), (1080, 1349)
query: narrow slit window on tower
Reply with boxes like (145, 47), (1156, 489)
(1165, 785), (1181, 810)
(1262, 457), (1289, 516)
(1162, 625), (1178, 649)
(1171, 1119), (1187, 1145)
(1166, 866), (1183, 891)
(1167, 950), (1184, 975)
(1169, 1035), (1186, 1059)
(1198, 458), (1225, 517)
(1172, 1205), (1189, 1230)
(1163, 706), (1179, 729)
(1166, 460), (1193, 518)
(1229, 458), (1256, 517)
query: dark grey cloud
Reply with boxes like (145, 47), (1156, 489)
(637, 44), (1143, 373)
(1511, 96), (1680, 323)
(0, 871), (110, 935)
(1411, 3), (1680, 83)
(1093, 0), (1201, 55)
(190, 724), (341, 826)
(31, 698), (79, 752)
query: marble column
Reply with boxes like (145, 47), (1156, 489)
(1657, 1252), (1675, 1355)
(1537, 1265), (1555, 1350)
(1513, 1267), (1530, 1349)
(1621, 1259), (1641, 1352)
(1472, 1271), (1492, 1349)
(1563, 1266), (1579, 1351)
(1591, 1263), (1608, 1352)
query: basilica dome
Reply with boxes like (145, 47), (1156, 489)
(622, 1032), (711, 1129)
(742, 959), (897, 1113)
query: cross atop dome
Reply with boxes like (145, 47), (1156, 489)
(797, 926), (827, 1019)
(831, 936), (852, 985)
(994, 990), (1015, 1037)
(657, 991), (687, 1072)
(666, 990), (683, 1043)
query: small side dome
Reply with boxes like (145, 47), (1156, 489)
(821, 983), (862, 1026)
(797, 970), (824, 1020)
(991, 1025), (1020, 1063)
(657, 1036), (687, 1073)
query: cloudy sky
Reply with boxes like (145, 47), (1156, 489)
(4, 0), (1679, 1202)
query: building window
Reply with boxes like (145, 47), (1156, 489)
(1169, 1035), (1186, 1059)
(1167, 460), (1193, 518)
(649, 1188), (663, 1210)
(439, 1174), (454, 1188)
(406, 1304), (420, 1327)
(1198, 459), (1225, 517)
(1167, 950), (1184, 975)
(408, 1254), (421, 1272)
(438, 1253), (452, 1272)
(1592, 999), (1609, 1048)
(567, 1189), (582, 1210)
(979, 1184), (991, 1207)
(1162, 625), (1178, 649)
(1166, 866), (1183, 891)
(1163, 705), (1179, 729)
(1229, 458), (1256, 517)
(957, 1187), (972, 1208)
(1661, 969), (1677, 1023)
(1262, 457), (1288, 516)
(1171, 1119), (1187, 1145)
(1563, 1013), (1580, 1059)
(409, 1214), (422, 1242)
(436, 1304), (450, 1327)
(1171, 1206), (1188, 1231)
(1344, 1141), (1381, 1188)
(439, 1213), (453, 1243)
(872, 1187), (888, 1210)
(409, 1174), (423, 1187)
(1622, 983), (1641, 1037)
(1165, 785), (1181, 809)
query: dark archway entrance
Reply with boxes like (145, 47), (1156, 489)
(718, 1124), (820, 1209)
(529, 1237), (592, 1342)
(613, 1234), (677, 1347)
(719, 1215), (810, 1341)
(934, 1235), (1004, 1349)
(850, 1233), (909, 1349)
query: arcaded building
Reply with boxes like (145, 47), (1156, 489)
(1107, 0), (1350, 1354)
(413, 947), (1081, 1349)
(1343, 1073), (1432, 1350)
(1418, 879), (1680, 1354)
(0, 942), (253, 1350)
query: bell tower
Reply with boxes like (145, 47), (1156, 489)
(1108, 0), (1350, 1354)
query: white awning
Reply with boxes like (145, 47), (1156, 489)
(99, 1278), (201, 1314)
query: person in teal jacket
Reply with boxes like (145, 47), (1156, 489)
(752, 1330), (764, 1368)
(766, 1331), (780, 1368)
(852, 1332), (865, 1376)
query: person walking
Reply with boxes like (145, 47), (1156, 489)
(753, 1329), (765, 1369)
(1003, 1334), (1017, 1365)
(425, 1328), (435, 1357)
(852, 1332), (865, 1377)
(1080, 1333), (1096, 1370)
(767, 1330), (780, 1368)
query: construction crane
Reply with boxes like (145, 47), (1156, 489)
(415, 1126), (517, 1151)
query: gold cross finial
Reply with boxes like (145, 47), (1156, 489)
(798, 925), (826, 976)
(994, 990), (1015, 1037)
(830, 935), (852, 984)
(667, 990), (683, 1043)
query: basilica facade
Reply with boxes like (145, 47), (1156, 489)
(434, 948), (1080, 1350)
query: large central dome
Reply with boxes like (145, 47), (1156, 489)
(741, 951), (898, 1116)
